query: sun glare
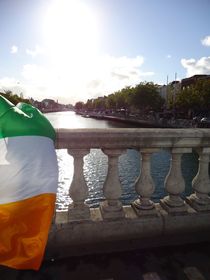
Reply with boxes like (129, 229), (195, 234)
(43, 0), (99, 65)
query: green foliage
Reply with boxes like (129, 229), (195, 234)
(78, 82), (164, 113)
(113, 86), (133, 109)
(74, 101), (85, 110)
(86, 99), (94, 110)
(127, 82), (164, 111)
(106, 93), (117, 109)
(0, 90), (30, 105)
(175, 79), (210, 113)
(130, 82), (164, 111)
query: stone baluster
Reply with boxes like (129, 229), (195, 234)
(187, 148), (210, 211)
(132, 148), (159, 216)
(67, 148), (90, 221)
(100, 149), (125, 219)
(160, 148), (192, 214)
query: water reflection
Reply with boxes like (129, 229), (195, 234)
(46, 111), (198, 210)
(47, 111), (143, 129)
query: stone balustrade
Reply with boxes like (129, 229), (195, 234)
(46, 128), (210, 259)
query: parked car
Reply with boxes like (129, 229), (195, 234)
(198, 117), (210, 128)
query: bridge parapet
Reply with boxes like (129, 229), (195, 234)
(47, 128), (210, 259)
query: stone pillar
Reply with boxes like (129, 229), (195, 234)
(132, 148), (159, 216)
(160, 148), (191, 214)
(186, 148), (210, 211)
(67, 148), (90, 221)
(100, 149), (125, 219)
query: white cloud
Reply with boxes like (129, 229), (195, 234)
(181, 56), (210, 77)
(0, 54), (154, 104)
(26, 45), (44, 57)
(201, 36), (210, 47)
(0, 77), (22, 95)
(0, 76), (48, 101)
(10, 45), (18, 54)
(0, 77), (19, 87)
(166, 54), (172, 59)
(139, 71), (155, 76)
(18, 55), (154, 104)
(22, 64), (51, 84)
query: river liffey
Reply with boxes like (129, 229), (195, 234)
(46, 111), (199, 211)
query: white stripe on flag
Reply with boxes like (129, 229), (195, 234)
(0, 136), (58, 204)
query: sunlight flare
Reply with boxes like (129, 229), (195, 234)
(43, 0), (99, 65)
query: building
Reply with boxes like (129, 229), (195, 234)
(158, 81), (181, 108)
(158, 85), (167, 101)
(181, 74), (210, 89)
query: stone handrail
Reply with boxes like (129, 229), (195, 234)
(56, 128), (210, 149)
(47, 128), (210, 258)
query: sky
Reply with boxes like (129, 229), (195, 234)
(0, 0), (210, 105)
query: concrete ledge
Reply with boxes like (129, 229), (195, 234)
(55, 128), (210, 149)
(45, 204), (210, 260)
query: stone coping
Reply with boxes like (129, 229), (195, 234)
(55, 128), (210, 149)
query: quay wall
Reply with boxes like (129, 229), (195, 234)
(77, 111), (193, 128)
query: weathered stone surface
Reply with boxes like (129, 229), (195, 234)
(186, 195), (210, 211)
(100, 149), (125, 219)
(100, 201), (125, 219)
(160, 199), (188, 215)
(47, 204), (210, 259)
(49, 128), (210, 259)
(132, 203), (159, 217)
(67, 148), (90, 221)
(133, 148), (159, 211)
(187, 148), (210, 211)
(55, 128), (210, 149)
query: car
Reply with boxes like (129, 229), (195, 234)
(199, 117), (210, 127)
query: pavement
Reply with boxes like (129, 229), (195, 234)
(1, 242), (210, 280)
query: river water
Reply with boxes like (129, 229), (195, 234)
(45, 111), (198, 211)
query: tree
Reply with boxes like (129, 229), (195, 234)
(92, 96), (106, 110)
(85, 99), (94, 110)
(115, 86), (133, 109)
(74, 101), (84, 110)
(106, 94), (117, 110)
(130, 82), (164, 112)
(175, 79), (210, 115)
(74, 82), (165, 114)
(0, 90), (30, 105)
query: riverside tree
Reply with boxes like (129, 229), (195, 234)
(79, 82), (165, 113)
(74, 101), (85, 110)
(130, 82), (164, 112)
(0, 90), (30, 105)
(175, 79), (210, 116)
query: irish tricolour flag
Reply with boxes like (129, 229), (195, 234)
(0, 95), (58, 270)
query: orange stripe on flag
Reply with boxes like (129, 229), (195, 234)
(0, 194), (56, 270)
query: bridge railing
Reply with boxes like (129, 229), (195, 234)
(45, 128), (210, 258)
(55, 128), (210, 221)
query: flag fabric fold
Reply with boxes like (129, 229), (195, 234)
(0, 95), (58, 270)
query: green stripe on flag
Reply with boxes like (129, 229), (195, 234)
(0, 95), (55, 140)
